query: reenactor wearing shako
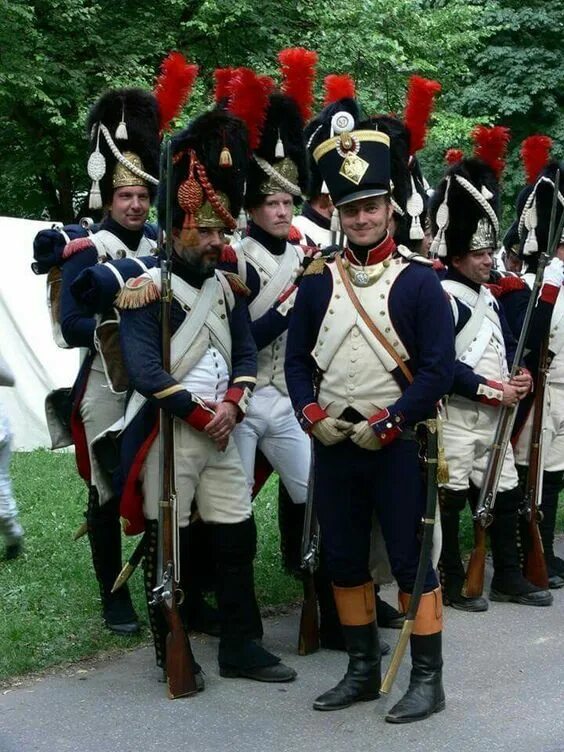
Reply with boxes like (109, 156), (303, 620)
(430, 138), (552, 609)
(113, 109), (296, 687)
(286, 107), (455, 722)
(33, 88), (162, 635)
(505, 157), (564, 588)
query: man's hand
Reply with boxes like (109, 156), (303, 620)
(501, 383), (522, 407)
(509, 369), (533, 400)
(350, 421), (382, 451)
(204, 401), (238, 451)
(311, 417), (354, 446)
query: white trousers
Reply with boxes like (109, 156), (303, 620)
(142, 420), (251, 527)
(0, 409), (23, 544)
(232, 385), (310, 505)
(514, 383), (564, 473)
(441, 397), (519, 492)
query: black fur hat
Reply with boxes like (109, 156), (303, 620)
(245, 92), (309, 210)
(518, 160), (564, 260)
(160, 109), (249, 232)
(430, 157), (500, 261)
(86, 88), (160, 208)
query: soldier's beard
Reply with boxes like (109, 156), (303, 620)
(175, 245), (219, 279)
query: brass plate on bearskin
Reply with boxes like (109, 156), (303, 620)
(339, 154), (369, 185)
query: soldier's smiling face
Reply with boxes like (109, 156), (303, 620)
(173, 227), (226, 273)
(452, 248), (493, 285)
(339, 195), (392, 247)
(110, 186), (150, 231)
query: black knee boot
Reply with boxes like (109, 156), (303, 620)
(386, 589), (445, 723)
(438, 488), (487, 611)
(539, 470), (564, 583)
(489, 488), (553, 606)
(144, 521), (204, 690)
(86, 488), (139, 634)
(212, 517), (296, 682)
(313, 582), (381, 711)
(178, 523), (220, 636)
(278, 481), (306, 578)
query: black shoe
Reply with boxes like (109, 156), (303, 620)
(103, 590), (140, 635)
(489, 587), (553, 606)
(547, 555), (564, 578)
(376, 594), (405, 629)
(385, 633), (445, 723)
(219, 662), (297, 682)
(547, 573), (564, 589)
(5, 540), (23, 560)
(445, 593), (489, 612)
(313, 622), (381, 711)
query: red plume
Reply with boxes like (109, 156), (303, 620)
(228, 68), (274, 151)
(520, 135), (553, 184)
(445, 148), (464, 166)
(154, 51), (199, 133)
(278, 47), (318, 123)
(214, 67), (238, 104)
(472, 125), (511, 180)
(404, 75), (442, 156)
(323, 74), (356, 105)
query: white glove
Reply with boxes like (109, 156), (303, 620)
(543, 257), (564, 288)
(350, 421), (382, 451)
(311, 417), (354, 446)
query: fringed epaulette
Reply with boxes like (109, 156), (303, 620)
(62, 236), (95, 260)
(303, 257), (326, 276)
(220, 245), (238, 264)
(115, 274), (161, 309)
(223, 271), (251, 297)
(487, 274), (526, 299)
(396, 244), (433, 266)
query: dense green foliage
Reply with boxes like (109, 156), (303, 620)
(0, 0), (562, 230)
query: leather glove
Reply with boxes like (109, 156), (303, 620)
(350, 420), (382, 451)
(543, 257), (564, 287)
(311, 417), (354, 446)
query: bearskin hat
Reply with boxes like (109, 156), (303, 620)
(519, 161), (564, 263)
(86, 88), (160, 208)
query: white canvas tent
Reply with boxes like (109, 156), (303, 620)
(1, 216), (79, 449)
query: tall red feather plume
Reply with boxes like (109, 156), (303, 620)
(323, 74), (356, 105)
(278, 47), (318, 123)
(472, 125), (511, 180)
(520, 135), (553, 184)
(214, 67), (238, 104)
(445, 148), (464, 166)
(228, 68), (274, 151)
(404, 75), (442, 156)
(154, 51), (199, 133)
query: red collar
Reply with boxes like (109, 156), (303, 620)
(344, 233), (396, 266)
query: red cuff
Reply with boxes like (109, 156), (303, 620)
(185, 404), (214, 431)
(223, 386), (251, 421)
(477, 380), (504, 406)
(368, 408), (403, 446)
(298, 402), (328, 431)
(540, 283), (560, 305)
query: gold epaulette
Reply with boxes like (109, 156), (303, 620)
(115, 275), (160, 309)
(223, 271), (251, 297)
(303, 258), (326, 276)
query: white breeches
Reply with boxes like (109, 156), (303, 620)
(513, 383), (564, 473)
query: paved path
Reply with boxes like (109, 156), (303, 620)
(2, 548), (564, 752)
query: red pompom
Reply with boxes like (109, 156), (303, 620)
(472, 125), (511, 180)
(445, 148), (464, 166)
(278, 47), (318, 123)
(404, 75), (442, 156)
(520, 135), (553, 185)
(154, 51), (198, 133)
(214, 68), (237, 104)
(323, 74), (356, 105)
(227, 69), (274, 150)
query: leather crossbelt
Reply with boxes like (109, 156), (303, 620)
(335, 254), (414, 385)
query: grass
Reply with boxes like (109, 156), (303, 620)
(2, 450), (563, 683)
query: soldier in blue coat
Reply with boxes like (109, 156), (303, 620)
(285, 107), (454, 722)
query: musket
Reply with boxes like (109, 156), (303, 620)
(298, 446), (320, 656)
(111, 534), (146, 593)
(521, 333), (550, 588)
(464, 171), (564, 597)
(150, 141), (198, 699)
(381, 418), (439, 694)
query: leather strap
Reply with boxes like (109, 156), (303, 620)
(335, 254), (414, 384)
